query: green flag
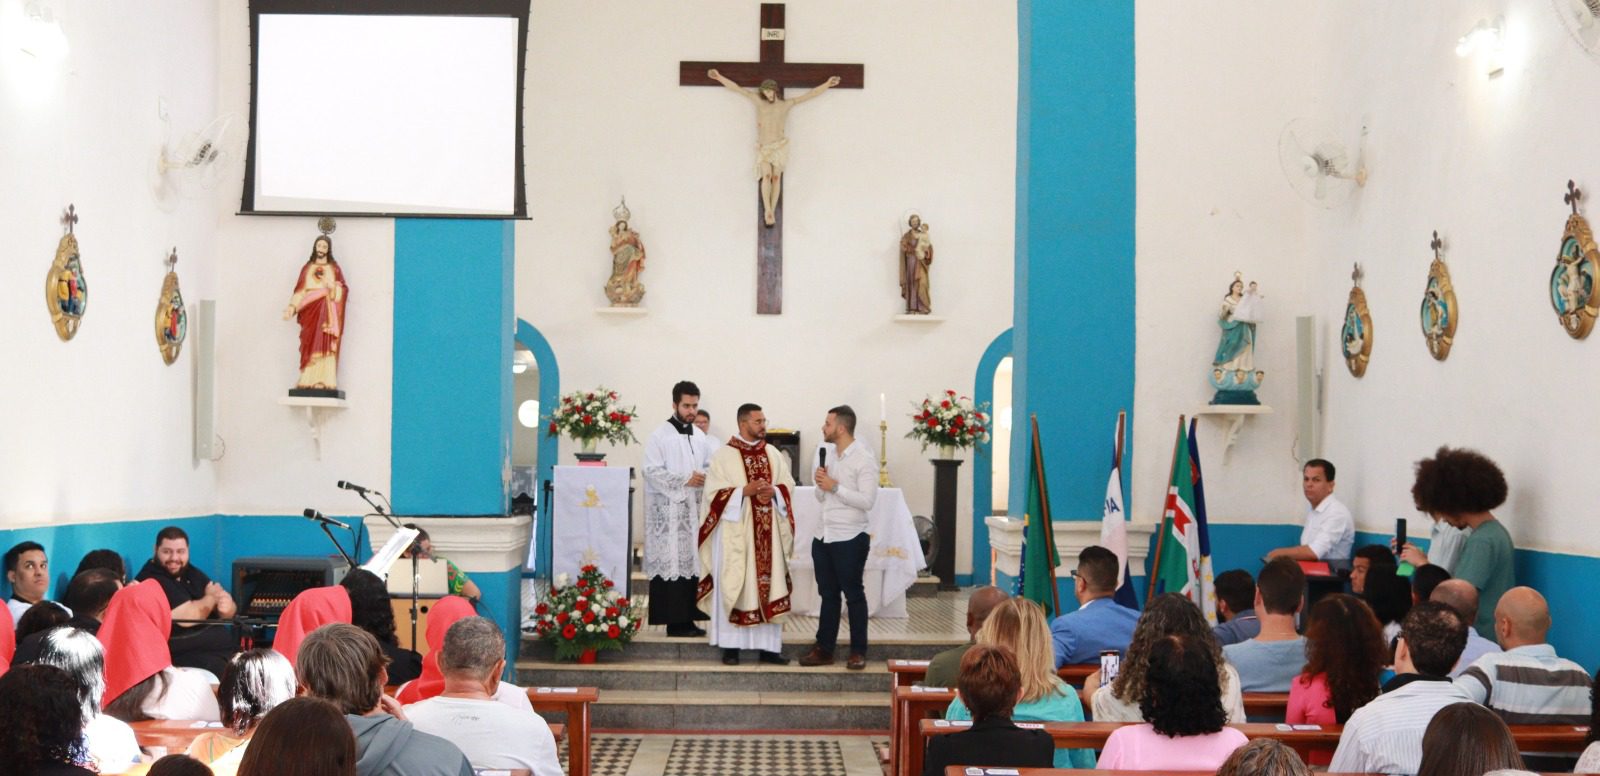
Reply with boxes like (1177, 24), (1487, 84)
(1018, 417), (1060, 615)
(1153, 421), (1199, 600)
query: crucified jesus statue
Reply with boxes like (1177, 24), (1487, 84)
(708, 69), (841, 227)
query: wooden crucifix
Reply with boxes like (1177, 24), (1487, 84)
(681, 3), (864, 314)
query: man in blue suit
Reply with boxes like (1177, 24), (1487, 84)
(1050, 545), (1141, 668)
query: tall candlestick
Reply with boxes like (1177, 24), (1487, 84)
(878, 419), (893, 487)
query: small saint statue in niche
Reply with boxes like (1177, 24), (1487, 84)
(1209, 272), (1265, 405)
(898, 214), (933, 314)
(284, 225), (348, 398)
(604, 198), (646, 307)
(707, 69), (841, 226)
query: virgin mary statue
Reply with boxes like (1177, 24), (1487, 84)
(1210, 273), (1264, 404)
(283, 234), (348, 396)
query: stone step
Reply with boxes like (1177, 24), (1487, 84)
(519, 633), (959, 663)
(579, 689), (888, 731)
(624, 570), (942, 597)
(515, 656), (893, 694)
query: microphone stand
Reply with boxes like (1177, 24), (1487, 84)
(347, 488), (420, 651)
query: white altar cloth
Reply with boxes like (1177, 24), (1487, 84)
(788, 486), (925, 619)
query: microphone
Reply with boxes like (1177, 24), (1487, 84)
(818, 448), (827, 469)
(337, 480), (374, 496)
(303, 509), (350, 530)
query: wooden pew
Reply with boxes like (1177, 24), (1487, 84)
(942, 770), (1391, 776)
(127, 721), (566, 767)
(1241, 692), (1289, 719)
(912, 720), (1592, 776)
(527, 686), (598, 776)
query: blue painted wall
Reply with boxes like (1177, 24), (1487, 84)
(970, 328), (1013, 585)
(516, 319), (561, 578)
(1009, 1), (1137, 523)
(391, 219), (516, 516)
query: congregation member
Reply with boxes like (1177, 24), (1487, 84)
(1416, 702), (1525, 776)
(1349, 543), (1396, 595)
(101, 579), (221, 722)
(1097, 632), (1249, 771)
(272, 584), (352, 669)
(15, 600), (72, 646)
(1410, 564), (1451, 605)
(924, 585), (1008, 688)
(699, 403), (795, 666)
(0, 663), (99, 776)
(135, 526), (240, 677)
(800, 405), (878, 669)
(6, 540), (56, 625)
(405, 617), (561, 775)
(1456, 586), (1591, 768)
(75, 548), (128, 580)
(237, 696), (359, 776)
(1429, 579), (1501, 676)
(1215, 738), (1310, 776)
(1406, 446), (1517, 634)
(0, 599), (12, 676)
(397, 596), (529, 710)
(296, 622), (473, 776)
(1212, 568), (1260, 646)
(341, 568), (423, 685)
(1288, 594), (1386, 727)
(693, 408), (712, 435)
(1328, 601), (1472, 775)
(921, 645), (1054, 776)
(399, 525), (481, 604)
(1266, 459), (1353, 561)
(945, 598), (1094, 768)
(1363, 564), (1413, 644)
(35, 626), (140, 773)
(16, 567), (121, 663)
(186, 648), (299, 774)
(1578, 681), (1600, 773)
(147, 754), (216, 776)
(1399, 513), (1471, 574)
(1049, 545), (1140, 667)
(642, 380), (713, 638)
(1089, 593), (1247, 723)
(1223, 558), (1307, 692)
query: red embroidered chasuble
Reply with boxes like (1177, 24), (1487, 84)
(697, 437), (794, 624)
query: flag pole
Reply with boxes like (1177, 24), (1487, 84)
(1030, 414), (1061, 618)
(1145, 414), (1186, 604)
(1113, 411), (1126, 473)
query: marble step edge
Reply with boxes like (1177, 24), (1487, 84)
(591, 690), (887, 707)
(515, 657), (891, 675)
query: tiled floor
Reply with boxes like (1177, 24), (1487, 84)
(561, 733), (886, 776)
(522, 578), (970, 643)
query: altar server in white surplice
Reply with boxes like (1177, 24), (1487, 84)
(642, 381), (714, 638)
(697, 402), (795, 666)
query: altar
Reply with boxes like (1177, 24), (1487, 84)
(788, 486), (925, 619)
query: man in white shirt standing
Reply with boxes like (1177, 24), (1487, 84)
(1267, 459), (1354, 561)
(799, 406), (878, 670)
(642, 381), (714, 637)
(405, 617), (562, 776)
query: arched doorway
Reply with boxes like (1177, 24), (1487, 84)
(515, 318), (560, 578)
(971, 328), (1012, 586)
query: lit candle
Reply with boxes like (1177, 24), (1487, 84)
(880, 393), (886, 421)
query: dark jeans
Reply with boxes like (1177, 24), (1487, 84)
(812, 532), (869, 655)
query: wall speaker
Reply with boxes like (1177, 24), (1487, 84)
(1294, 315), (1322, 462)
(194, 299), (219, 461)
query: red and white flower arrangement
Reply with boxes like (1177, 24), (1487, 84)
(545, 386), (639, 447)
(906, 390), (993, 451)
(530, 564), (641, 661)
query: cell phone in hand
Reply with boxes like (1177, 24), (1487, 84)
(1396, 517), (1408, 551)
(1100, 649), (1121, 684)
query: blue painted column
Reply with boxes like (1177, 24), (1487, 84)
(1009, 4), (1136, 523)
(392, 219), (515, 516)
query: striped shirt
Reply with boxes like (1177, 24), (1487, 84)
(1456, 644), (1592, 724)
(1328, 675), (1473, 775)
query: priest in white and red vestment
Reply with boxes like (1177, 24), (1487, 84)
(697, 403), (795, 666)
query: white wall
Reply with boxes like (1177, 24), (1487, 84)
(1307, 0), (1600, 555)
(1132, 1), (1321, 527)
(518, 1), (1017, 571)
(0, 0), (221, 527)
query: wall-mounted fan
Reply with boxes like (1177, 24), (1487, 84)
(152, 113), (242, 209)
(1553, 0), (1600, 61)
(1278, 118), (1369, 209)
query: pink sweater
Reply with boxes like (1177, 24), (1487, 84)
(1096, 723), (1248, 771)
(1287, 672), (1337, 725)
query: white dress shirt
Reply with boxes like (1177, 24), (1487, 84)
(1300, 493), (1354, 560)
(812, 439), (878, 543)
(1328, 676), (1472, 775)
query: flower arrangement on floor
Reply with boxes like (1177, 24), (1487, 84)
(530, 564), (641, 662)
(546, 387), (639, 453)
(906, 390), (992, 455)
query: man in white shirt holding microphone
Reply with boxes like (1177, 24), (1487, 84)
(798, 405), (879, 670)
